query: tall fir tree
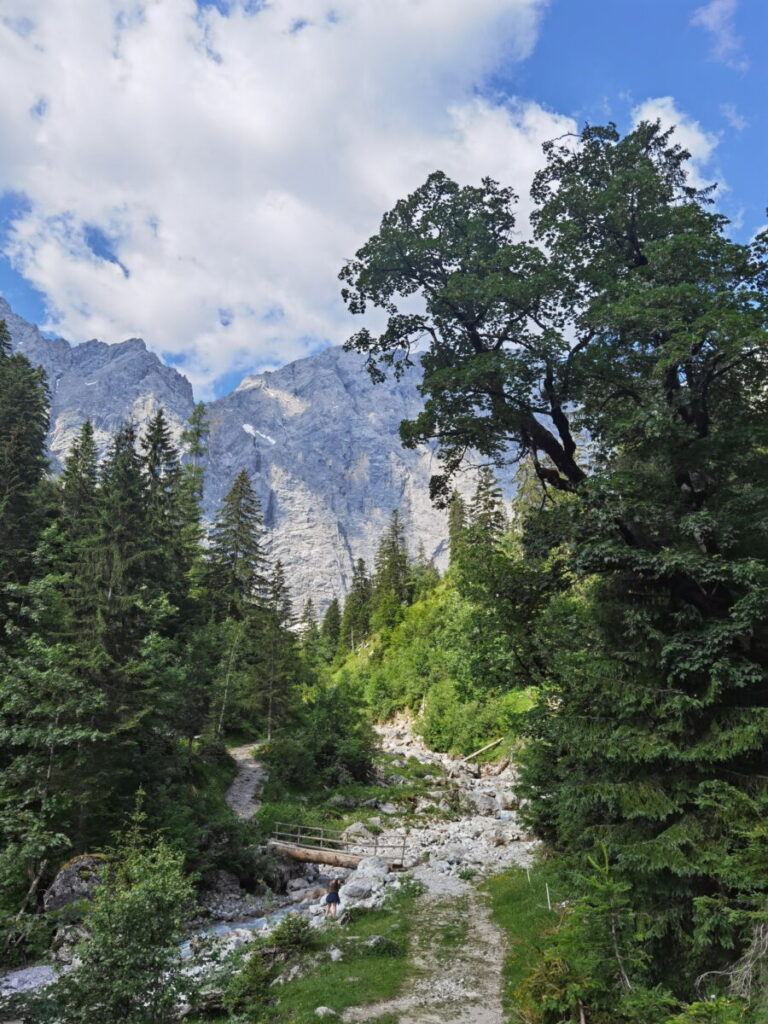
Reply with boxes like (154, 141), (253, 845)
(338, 558), (372, 653)
(446, 490), (467, 565)
(298, 598), (324, 671)
(206, 470), (268, 619)
(258, 562), (300, 739)
(407, 541), (440, 602)
(0, 319), (49, 603)
(370, 509), (410, 632)
(320, 598), (341, 662)
(467, 467), (507, 540)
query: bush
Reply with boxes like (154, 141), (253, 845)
(39, 812), (195, 1024)
(223, 946), (272, 1020)
(268, 914), (313, 954)
(663, 999), (749, 1023)
(265, 680), (375, 789)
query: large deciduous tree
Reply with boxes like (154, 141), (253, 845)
(340, 122), (768, 987)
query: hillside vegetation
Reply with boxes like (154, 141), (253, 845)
(1, 119), (768, 1023)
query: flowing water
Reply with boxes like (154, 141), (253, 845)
(1, 904), (300, 997)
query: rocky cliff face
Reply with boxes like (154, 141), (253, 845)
(0, 297), (195, 466)
(3, 299), (449, 608)
(204, 347), (450, 606)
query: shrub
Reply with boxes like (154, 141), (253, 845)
(223, 945), (272, 1020)
(40, 814), (195, 1024)
(268, 914), (313, 954)
(265, 680), (375, 789)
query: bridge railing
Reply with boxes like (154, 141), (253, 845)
(272, 821), (407, 867)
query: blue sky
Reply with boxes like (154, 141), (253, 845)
(0, 0), (764, 397)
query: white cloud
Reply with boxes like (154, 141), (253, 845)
(720, 102), (748, 131)
(632, 96), (720, 191)
(0, 0), (573, 395)
(691, 0), (749, 72)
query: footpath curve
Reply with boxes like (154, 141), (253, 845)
(225, 742), (268, 819)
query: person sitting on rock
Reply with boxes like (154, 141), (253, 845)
(323, 877), (342, 919)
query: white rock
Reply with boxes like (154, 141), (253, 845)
(354, 856), (390, 879)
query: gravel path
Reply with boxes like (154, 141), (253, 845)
(225, 742), (268, 819)
(341, 719), (519, 1024)
(342, 884), (507, 1024)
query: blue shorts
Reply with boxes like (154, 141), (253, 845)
(326, 892), (340, 904)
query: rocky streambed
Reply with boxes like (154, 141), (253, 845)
(0, 718), (536, 1001)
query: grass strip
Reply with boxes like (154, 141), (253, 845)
(485, 863), (560, 1015)
(270, 883), (419, 1022)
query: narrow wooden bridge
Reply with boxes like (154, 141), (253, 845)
(267, 822), (407, 870)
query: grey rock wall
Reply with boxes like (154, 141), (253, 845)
(2, 298), (450, 608)
(203, 346), (450, 607)
(0, 297), (194, 465)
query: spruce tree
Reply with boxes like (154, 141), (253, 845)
(338, 558), (372, 653)
(0, 638), (107, 933)
(447, 490), (467, 565)
(0, 319), (49, 600)
(179, 402), (209, 555)
(298, 598), (324, 670)
(268, 560), (293, 629)
(206, 470), (268, 618)
(96, 425), (153, 653)
(61, 420), (98, 523)
(370, 510), (410, 631)
(320, 598), (341, 661)
(258, 562), (299, 739)
(467, 467), (507, 540)
(408, 541), (440, 601)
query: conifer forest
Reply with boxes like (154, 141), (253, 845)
(1, 122), (768, 1024)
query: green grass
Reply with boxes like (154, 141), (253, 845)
(185, 885), (420, 1024)
(485, 863), (562, 1014)
(431, 897), (470, 965)
(269, 885), (418, 1022)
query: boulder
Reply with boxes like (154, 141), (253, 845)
(342, 883), (372, 900)
(354, 856), (390, 879)
(44, 855), (105, 912)
(469, 792), (497, 816)
(434, 843), (467, 864)
(315, 1006), (338, 1017)
(342, 822), (373, 840)
(198, 869), (263, 922)
(495, 789), (516, 810)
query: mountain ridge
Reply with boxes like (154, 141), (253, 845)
(1, 297), (449, 608)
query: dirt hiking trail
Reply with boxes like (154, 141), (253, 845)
(342, 880), (507, 1024)
(225, 742), (268, 819)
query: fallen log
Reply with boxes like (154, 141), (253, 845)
(266, 840), (404, 870)
(462, 738), (502, 763)
(267, 840), (364, 869)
